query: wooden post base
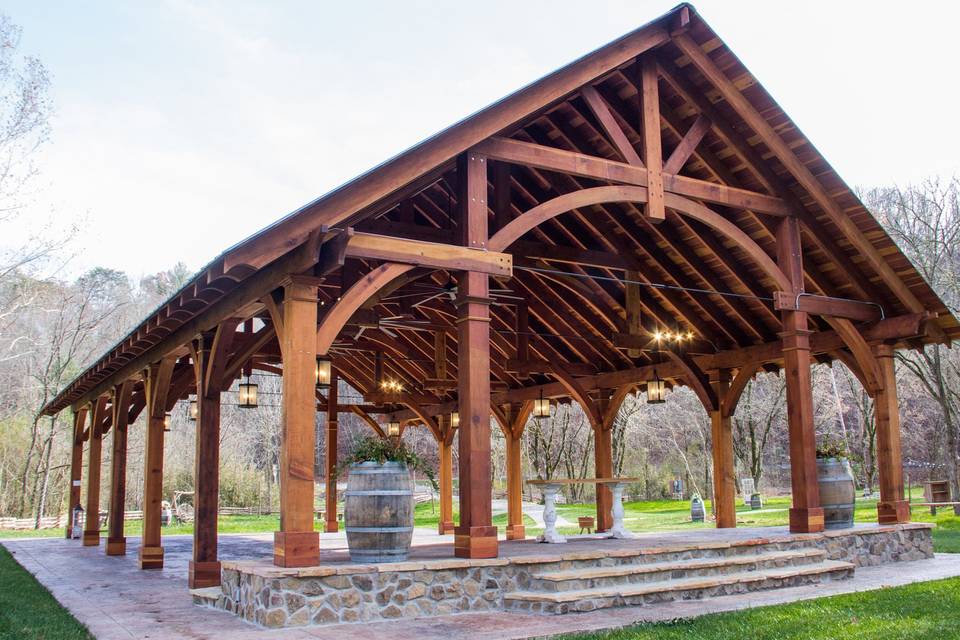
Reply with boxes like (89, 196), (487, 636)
(82, 531), (100, 547)
(789, 507), (825, 533)
(188, 560), (221, 588)
(438, 521), (455, 535)
(878, 500), (911, 524)
(505, 524), (526, 540)
(324, 521), (338, 533)
(138, 545), (164, 569)
(273, 531), (319, 567)
(105, 537), (126, 555)
(454, 525), (498, 559)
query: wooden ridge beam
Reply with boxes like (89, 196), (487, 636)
(473, 136), (791, 217)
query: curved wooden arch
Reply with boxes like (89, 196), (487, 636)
(824, 317), (881, 396)
(601, 383), (637, 430)
(664, 351), (718, 413)
(349, 405), (387, 439)
(724, 362), (761, 418)
(402, 399), (441, 442)
(317, 262), (414, 355)
(547, 362), (603, 429)
(829, 349), (874, 397)
(488, 185), (791, 292)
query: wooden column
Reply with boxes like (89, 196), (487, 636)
(594, 419), (614, 532)
(454, 150), (497, 559)
(189, 332), (225, 588)
(504, 402), (531, 540)
(83, 397), (108, 546)
(777, 216), (823, 533)
(437, 415), (455, 535)
(275, 276), (320, 567)
(65, 406), (88, 539)
(874, 343), (910, 524)
(140, 358), (175, 569)
(106, 381), (134, 555)
(709, 369), (737, 528)
(324, 371), (339, 533)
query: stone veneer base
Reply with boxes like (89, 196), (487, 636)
(196, 523), (934, 629)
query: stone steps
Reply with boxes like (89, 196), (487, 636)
(530, 548), (827, 591)
(505, 559), (855, 614)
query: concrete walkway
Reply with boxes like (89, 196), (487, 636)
(4, 533), (959, 639)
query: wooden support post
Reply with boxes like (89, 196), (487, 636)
(594, 424), (614, 532)
(874, 343), (910, 524)
(275, 276), (321, 567)
(777, 216), (823, 533)
(106, 381), (133, 555)
(709, 369), (737, 528)
(504, 432), (524, 540)
(454, 150), (497, 559)
(639, 56), (665, 222)
(140, 358), (175, 569)
(438, 415), (455, 535)
(83, 397), (108, 546)
(324, 371), (339, 533)
(189, 331), (227, 589)
(66, 406), (88, 539)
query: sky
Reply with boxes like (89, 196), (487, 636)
(4, 0), (960, 279)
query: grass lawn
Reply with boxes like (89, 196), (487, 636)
(0, 545), (92, 639)
(560, 576), (960, 640)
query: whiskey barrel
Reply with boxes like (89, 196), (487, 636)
(344, 461), (414, 563)
(817, 458), (855, 529)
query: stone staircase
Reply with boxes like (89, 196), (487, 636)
(504, 542), (855, 614)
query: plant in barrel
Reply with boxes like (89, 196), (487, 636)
(338, 436), (438, 562)
(816, 438), (856, 529)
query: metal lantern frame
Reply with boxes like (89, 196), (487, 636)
(188, 398), (198, 421)
(238, 378), (259, 409)
(315, 357), (332, 390)
(387, 419), (401, 438)
(532, 388), (551, 421)
(450, 411), (460, 429)
(646, 370), (667, 404)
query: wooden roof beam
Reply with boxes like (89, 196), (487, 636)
(670, 34), (924, 317)
(474, 136), (791, 217)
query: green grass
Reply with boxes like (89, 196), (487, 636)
(0, 545), (92, 639)
(560, 576), (960, 640)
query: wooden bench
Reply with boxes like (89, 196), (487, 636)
(914, 501), (960, 516)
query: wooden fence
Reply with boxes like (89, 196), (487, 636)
(0, 506), (275, 531)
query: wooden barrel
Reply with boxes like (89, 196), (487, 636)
(817, 457), (855, 529)
(344, 461), (414, 563)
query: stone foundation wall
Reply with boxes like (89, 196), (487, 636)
(201, 523), (934, 628)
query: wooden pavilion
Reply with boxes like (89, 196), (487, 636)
(43, 3), (958, 592)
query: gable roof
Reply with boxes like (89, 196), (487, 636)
(42, 3), (957, 416)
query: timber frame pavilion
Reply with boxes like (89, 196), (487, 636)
(42, 4), (958, 589)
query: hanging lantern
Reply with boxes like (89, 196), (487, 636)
(387, 419), (401, 438)
(163, 412), (172, 431)
(315, 357), (332, 390)
(646, 371), (667, 404)
(188, 399), (198, 421)
(533, 390), (551, 419)
(238, 378), (259, 409)
(450, 412), (460, 429)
